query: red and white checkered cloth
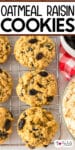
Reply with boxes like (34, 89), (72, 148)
(59, 44), (75, 80)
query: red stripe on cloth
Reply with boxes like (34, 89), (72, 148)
(60, 44), (74, 59)
(70, 68), (75, 76)
(59, 62), (65, 70)
(59, 44), (75, 80)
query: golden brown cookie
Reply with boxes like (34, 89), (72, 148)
(14, 36), (55, 69)
(0, 36), (11, 63)
(17, 107), (58, 148)
(16, 70), (57, 106)
(0, 69), (13, 103)
(0, 107), (14, 144)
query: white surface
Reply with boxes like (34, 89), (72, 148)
(0, 36), (75, 150)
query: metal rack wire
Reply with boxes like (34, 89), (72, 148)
(0, 36), (61, 146)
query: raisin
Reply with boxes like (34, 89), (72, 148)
(0, 69), (2, 73)
(47, 96), (54, 102)
(29, 38), (38, 44)
(36, 53), (44, 60)
(44, 145), (48, 147)
(32, 127), (38, 131)
(21, 51), (25, 54)
(4, 119), (11, 131)
(18, 119), (25, 130)
(39, 71), (48, 77)
(29, 89), (38, 95)
(0, 131), (8, 139)
(37, 83), (43, 88)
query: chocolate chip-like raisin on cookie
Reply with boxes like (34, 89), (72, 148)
(16, 70), (57, 106)
(17, 107), (58, 148)
(14, 36), (55, 69)
(0, 107), (14, 144)
(0, 36), (11, 63)
(0, 69), (13, 103)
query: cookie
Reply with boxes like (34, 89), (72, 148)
(0, 107), (14, 144)
(17, 107), (58, 148)
(0, 36), (11, 63)
(62, 78), (75, 138)
(16, 70), (57, 106)
(0, 69), (13, 103)
(14, 36), (55, 69)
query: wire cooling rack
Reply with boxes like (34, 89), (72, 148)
(0, 36), (61, 148)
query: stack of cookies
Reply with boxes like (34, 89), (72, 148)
(14, 36), (58, 148)
(0, 36), (14, 144)
(14, 36), (57, 107)
(0, 36), (58, 148)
